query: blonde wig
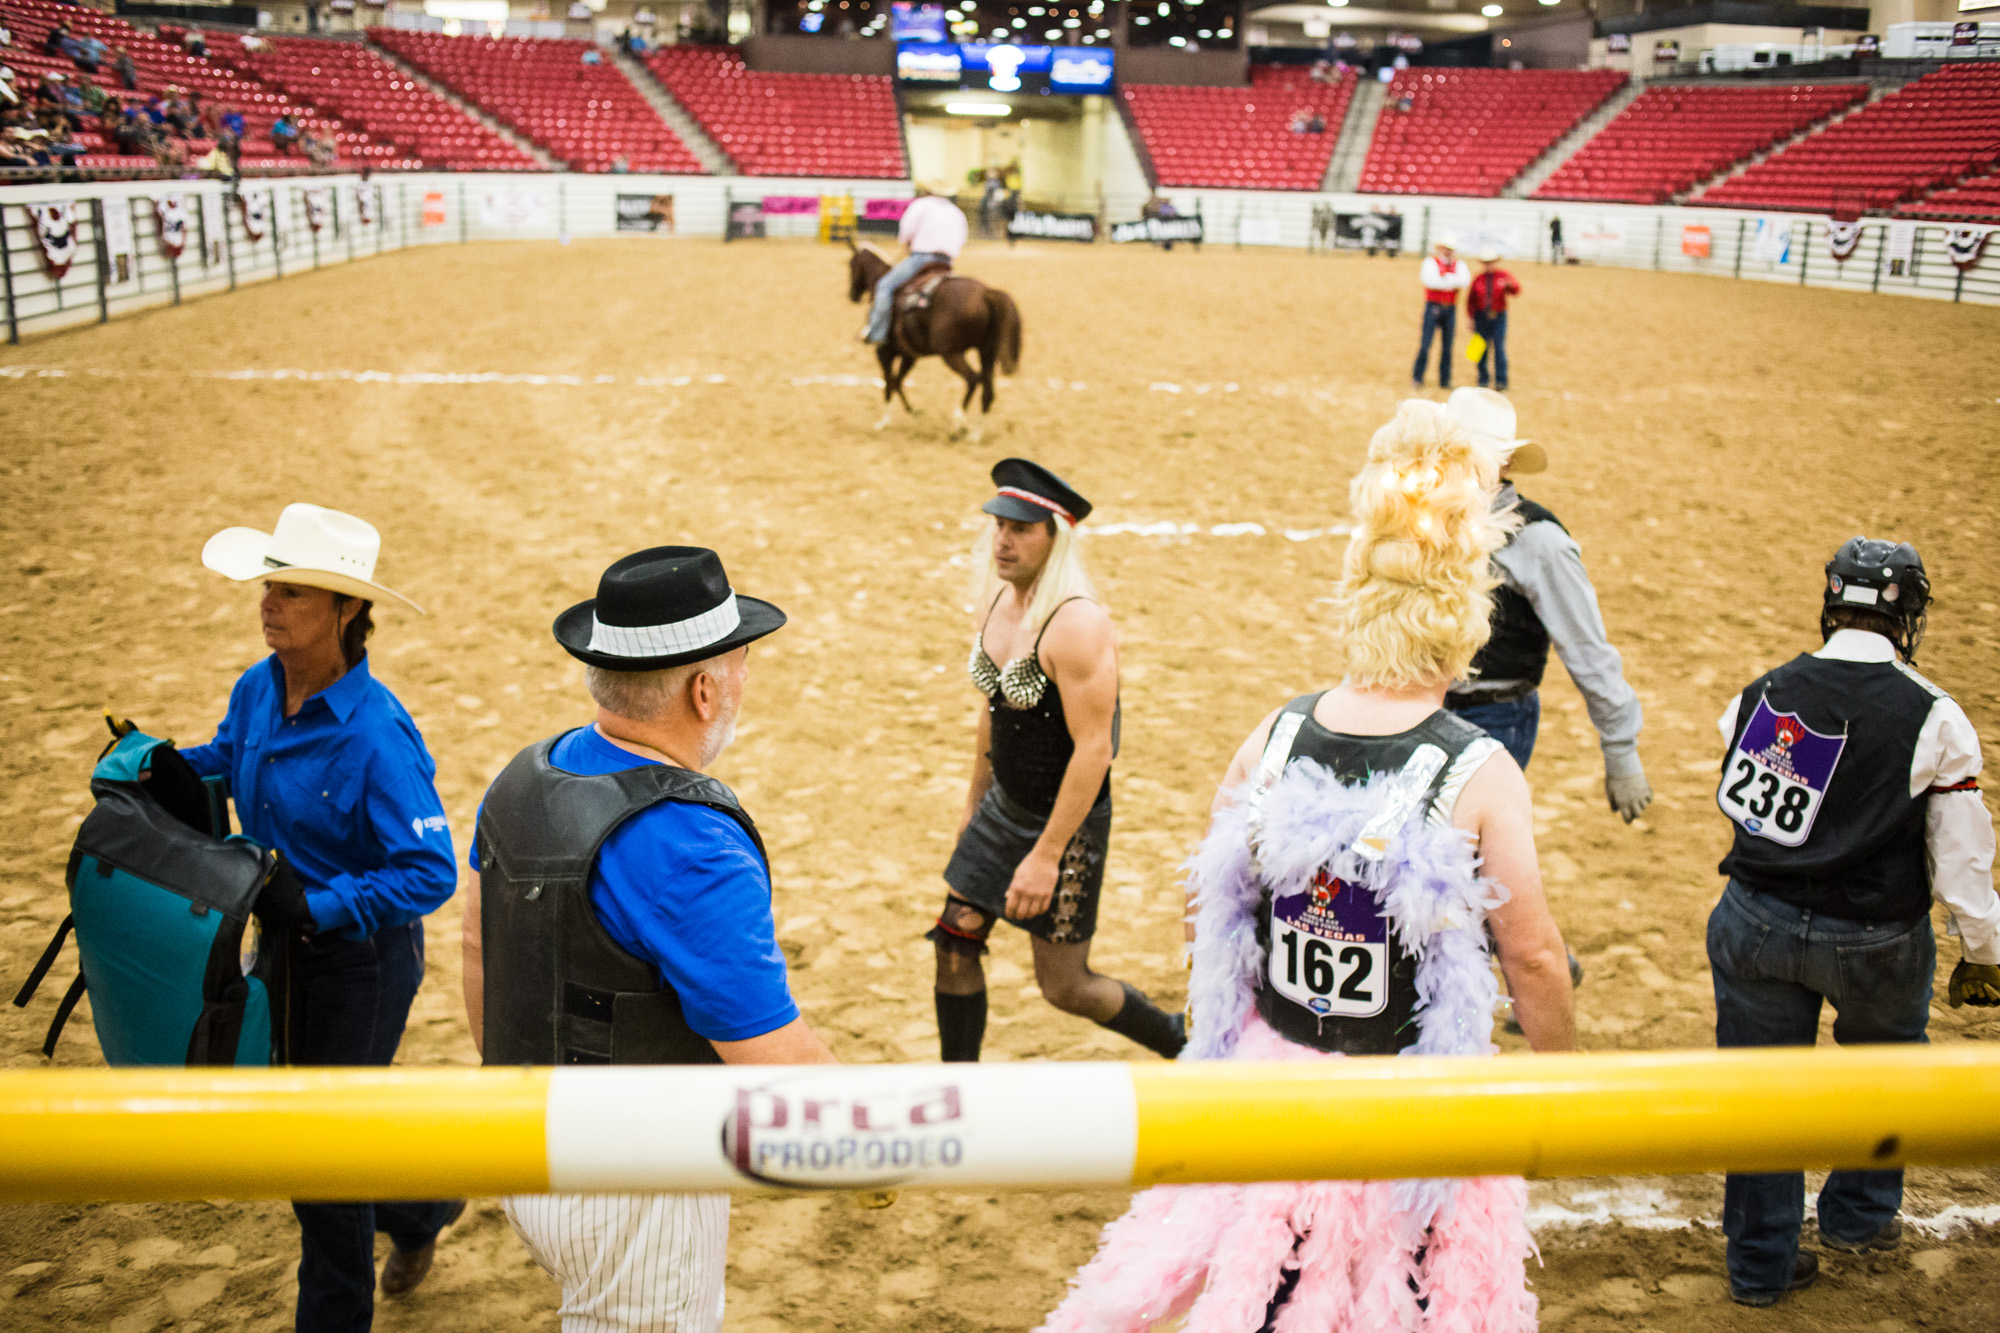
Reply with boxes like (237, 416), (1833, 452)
(969, 514), (1099, 631)
(1331, 399), (1516, 689)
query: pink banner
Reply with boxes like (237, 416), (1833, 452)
(760, 196), (821, 215)
(864, 198), (911, 220)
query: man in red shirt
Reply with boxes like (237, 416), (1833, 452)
(1468, 247), (1522, 392)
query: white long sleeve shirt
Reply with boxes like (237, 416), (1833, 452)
(1717, 629), (2000, 963)
(1419, 254), (1471, 302)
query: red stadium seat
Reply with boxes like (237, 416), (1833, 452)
(1360, 68), (1627, 199)
(1123, 66), (1357, 192)
(644, 46), (905, 180)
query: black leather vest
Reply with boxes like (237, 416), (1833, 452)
(476, 733), (768, 1067)
(1253, 696), (1491, 1055)
(1464, 497), (1566, 687)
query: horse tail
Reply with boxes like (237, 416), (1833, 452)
(986, 289), (1021, 376)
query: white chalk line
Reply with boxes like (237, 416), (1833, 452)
(2, 365), (1331, 398)
(1527, 1183), (2000, 1238)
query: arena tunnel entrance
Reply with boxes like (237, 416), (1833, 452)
(901, 90), (1115, 228)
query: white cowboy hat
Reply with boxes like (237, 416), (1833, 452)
(1445, 387), (1547, 475)
(1478, 246), (1502, 262)
(1434, 231), (1459, 250)
(201, 503), (424, 613)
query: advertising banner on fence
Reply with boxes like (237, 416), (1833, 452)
(1238, 216), (1282, 246)
(479, 187), (550, 230)
(761, 196), (821, 216)
(1884, 220), (1916, 277)
(101, 198), (136, 284)
(616, 194), (676, 232)
(304, 187), (331, 234)
(1571, 222), (1624, 260)
(1332, 211), (1402, 251)
(200, 191), (225, 264)
(1108, 216), (1201, 245)
(1012, 209), (1099, 242)
(1752, 216), (1793, 264)
(1826, 220), (1863, 262)
(422, 190), (449, 228)
(1946, 225), (1992, 270)
(1681, 223), (1711, 259)
(238, 190), (271, 243)
(727, 202), (767, 240)
(352, 181), (378, 228)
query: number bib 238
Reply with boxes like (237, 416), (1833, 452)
(1716, 696), (1847, 849)
(1268, 870), (1386, 1018)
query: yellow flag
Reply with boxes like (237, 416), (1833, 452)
(1465, 333), (1487, 364)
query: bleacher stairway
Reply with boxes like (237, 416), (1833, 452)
(1324, 78), (1383, 193)
(1504, 78), (1643, 198)
(615, 49), (736, 176)
(368, 40), (557, 170)
(1681, 81), (1894, 204)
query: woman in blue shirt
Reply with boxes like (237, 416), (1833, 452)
(185, 503), (462, 1333)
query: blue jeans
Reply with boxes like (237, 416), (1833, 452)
(1412, 302), (1456, 386)
(865, 251), (948, 344)
(1448, 691), (1539, 770)
(1707, 881), (1933, 1299)
(290, 923), (460, 1333)
(1472, 310), (1509, 390)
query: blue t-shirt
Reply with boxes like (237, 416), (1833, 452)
(471, 726), (797, 1044)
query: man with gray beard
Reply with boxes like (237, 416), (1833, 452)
(464, 546), (834, 1332)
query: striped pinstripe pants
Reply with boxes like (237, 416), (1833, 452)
(504, 1193), (729, 1333)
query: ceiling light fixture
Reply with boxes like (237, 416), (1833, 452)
(946, 101), (1012, 115)
(1480, 3), (1502, 13)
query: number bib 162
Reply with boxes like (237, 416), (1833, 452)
(1267, 871), (1387, 1018)
(1716, 696), (1848, 849)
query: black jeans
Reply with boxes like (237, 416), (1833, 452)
(1706, 881), (1932, 1299)
(289, 922), (459, 1333)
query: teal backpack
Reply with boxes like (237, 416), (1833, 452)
(12, 724), (279, 1066)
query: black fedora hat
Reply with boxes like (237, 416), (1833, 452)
(981, 458), (1092, 526)
(554, 547), (787, 672)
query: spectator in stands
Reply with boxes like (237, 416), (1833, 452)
(1394, 92), (1414, 114)
(80, 76), (109, 118)
(197, 141), (235, 179)
(114, 46), (136, 91)
(241, 34), (266, 53)
(1288, 109), (1309, 134)
(112, 106), (155, 158)
(302, 131), (335, 169)
(199, 98), (223, 140)
(44, 23), (71, 59)
(221, 105), (245, 141)
(165, 91), (196, 139)
(1548, 216), (1566, 264)
(0, 134), (32, 170)
(1413, 233), (1471, 391)
(1306, 112), (1326, 134)
(0, 65), (17, 109)
(581, 46), (603, 66)
(1468, 248), (1521, 393)
(34, 73), (67, 114)
(0, 20), (12, 48)
(182, 27), (208, 59)
(271, 112), (300, 155)
(76, 33), (106, 75)
(609, 151), (631, 173)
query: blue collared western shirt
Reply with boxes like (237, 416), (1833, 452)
(182, 654), (456, 940)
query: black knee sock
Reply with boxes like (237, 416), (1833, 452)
(1099, 981), (1187, 1059)
(935, 990), (987, 1063)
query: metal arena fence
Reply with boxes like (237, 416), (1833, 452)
(1, 173), (1996, 344)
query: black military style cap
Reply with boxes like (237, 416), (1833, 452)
(981, 458), (1092, 527)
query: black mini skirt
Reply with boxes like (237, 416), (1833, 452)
(942, 784), (1112, 944)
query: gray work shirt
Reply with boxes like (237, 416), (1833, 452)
(1459, 483), (1644, 776)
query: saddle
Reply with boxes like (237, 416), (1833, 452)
(894, 262), (954, 316)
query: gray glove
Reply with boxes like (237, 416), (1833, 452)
(1605, 764), (1653, 824)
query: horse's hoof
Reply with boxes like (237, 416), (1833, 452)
(874, 412), (893, 431)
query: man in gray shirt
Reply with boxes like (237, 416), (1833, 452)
(1443, 388), (1653, 824)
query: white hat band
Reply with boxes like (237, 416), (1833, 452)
(588, 593), (741, 659)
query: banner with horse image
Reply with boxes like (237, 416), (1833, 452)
(153, 192), (189, 261)
(237, 190), (271, 243)
(1945, 226), (1992, 271)
(27, 201), (79, 279)
(303, 187), (331, 234)
(1826, 220), (1864, 263)
(1331, 211), (1403, 251)
(616, 193), (675, 233)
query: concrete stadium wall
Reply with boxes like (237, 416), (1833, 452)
(1, 171), (1992, 345)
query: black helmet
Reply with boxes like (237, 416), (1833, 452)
(1822, 536), (1930, 657)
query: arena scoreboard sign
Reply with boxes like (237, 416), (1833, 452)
(897, 42), (1114, 94)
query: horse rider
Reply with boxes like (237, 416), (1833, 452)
(862, 186), (968, 346)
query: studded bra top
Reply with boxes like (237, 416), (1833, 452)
(968, 594), (1117, 818)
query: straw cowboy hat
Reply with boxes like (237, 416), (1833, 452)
(1445, 387), (1547, 475)
(201, 503), (424, 613)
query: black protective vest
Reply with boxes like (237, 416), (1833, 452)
(1253, 696), (1491, 1055)
(1717, 654), (1936, 921)
(477, 733), (768, 1067)
(1465, 498), (1565, 686)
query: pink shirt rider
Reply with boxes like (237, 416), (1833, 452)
(899, 195), (969, 259)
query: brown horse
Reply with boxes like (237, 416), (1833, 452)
(847, 242), (1021, 441)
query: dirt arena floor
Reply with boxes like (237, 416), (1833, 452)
(4, 236), (2000, 1333)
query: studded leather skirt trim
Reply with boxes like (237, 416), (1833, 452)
(942, 784), (1111, 944)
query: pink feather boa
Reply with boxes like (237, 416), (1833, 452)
(1039, 759), (1539, 1333)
